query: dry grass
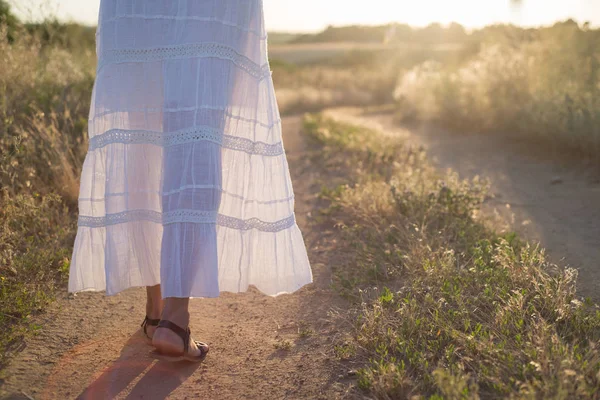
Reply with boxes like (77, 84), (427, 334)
(0, 24), (93, 203)
(395, 23), (600, 164)
(0, 21), (93, 364)
(304, 113), (600, 399)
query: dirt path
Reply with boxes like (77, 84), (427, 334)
(0, 117), (352, 400)
(327, 108), (600, 302)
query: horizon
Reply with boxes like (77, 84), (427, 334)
(8, 0), (600, 31)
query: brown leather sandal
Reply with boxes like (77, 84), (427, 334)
(141, 315), (161, 343)
(149, 320), (209, 363)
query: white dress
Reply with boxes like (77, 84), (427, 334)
(68, 0), (313, 298)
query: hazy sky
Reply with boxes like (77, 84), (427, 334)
(9, 0), (600, 31)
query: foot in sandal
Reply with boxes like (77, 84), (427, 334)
(151, 319), (209, 362)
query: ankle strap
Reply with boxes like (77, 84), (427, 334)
(141, 315), (161, 328)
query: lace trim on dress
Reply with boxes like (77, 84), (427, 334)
(92, 107), (281, 131)
(79, 191), (295, 206)
(216, 214), (295, 232)
(78, 209), (296, 232)
(88, 127), (284, 156)
(97, 42), (270, 79)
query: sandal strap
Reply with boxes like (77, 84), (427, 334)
(141, 315), (161, 337)
(157, 319), (190, 354)
(141, 315), (161, 328)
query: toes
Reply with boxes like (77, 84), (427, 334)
(191, 340), (209, 356)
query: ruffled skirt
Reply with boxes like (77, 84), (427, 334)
(68, 0), (313, 298)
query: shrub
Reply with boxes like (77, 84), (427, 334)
(395, 22), (600, 161)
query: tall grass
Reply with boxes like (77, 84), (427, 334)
(304, 113), (600, 398)
(0, 23), (94, 202)
(0, 19), (94, 365)
(395, 22), (600, 162)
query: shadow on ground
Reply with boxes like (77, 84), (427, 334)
(74, 333), (201, 399)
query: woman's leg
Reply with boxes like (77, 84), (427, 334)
(153, 56), (224, 355)
(145, 284), (164, 338)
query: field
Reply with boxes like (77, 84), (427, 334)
(1, 5), (599, 398)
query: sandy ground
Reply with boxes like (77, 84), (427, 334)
(326, 107), (600, 302)
(0, 117), (356, 400)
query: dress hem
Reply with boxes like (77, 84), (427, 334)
(68, 282), (312, 299)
